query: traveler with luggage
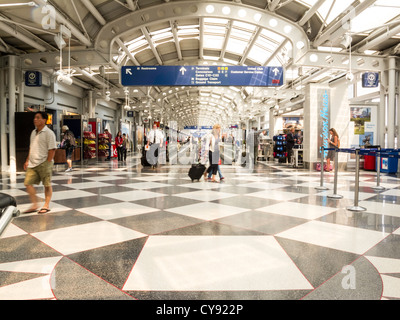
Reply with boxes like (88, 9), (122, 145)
(146, 123), (164, 169)
(205, 124), (222, 182)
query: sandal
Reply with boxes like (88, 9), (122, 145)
(38, 208), (51, 214)
(22, 208), (38, 214)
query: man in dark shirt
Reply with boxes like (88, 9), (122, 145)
(286, 128), (295, 164)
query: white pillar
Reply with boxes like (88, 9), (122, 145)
(387, 57), (397, 148)
(88, 90), (94, 118)
(8, 56), (17, 173)
(0, 66), (7, 172)
(18, 71), (24, 112)
(378, 71), (387, 147)
(269, 107), (275, 138)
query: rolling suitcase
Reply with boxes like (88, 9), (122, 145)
(141, 147), (151, 167)
(188, 164), (206, 182)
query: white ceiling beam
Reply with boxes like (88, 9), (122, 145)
(240, 27), (262, 65)
(356, 23), (400, 53)
(34, 0), (92, 47)
(80, 0), (106, 26)
(171, 21), (182, 61)
(126, 0), (137, 11)
(116, 38), (140, 66)
(199, 18), (204, 60)
(298, 0), (326, 26)
(263, 39), (288, 66)
(268, 0), (281, 11)
(0, 20), (47, 52)
(220, 20), (233, 61)
(141, 27), (163, 65)
(313, 0), (377, 47)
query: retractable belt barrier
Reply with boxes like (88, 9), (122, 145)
(0, 193), (20, 237)
(315, 147), (400, 212)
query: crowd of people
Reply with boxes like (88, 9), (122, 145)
(21, 113), (340, 216)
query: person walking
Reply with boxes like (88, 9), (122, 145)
(327, 128), (340, 172)
(104, 128), (112, 161)
(115, 131), (123, 161)
(146, 123), (164, 169)
(23, 111), (57, 214)
(286, 127), (295, 164)
(122, 133), (128, 162)
(61, 125), (76, 172)
(205, 124), (221, 182)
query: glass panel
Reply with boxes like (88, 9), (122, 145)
(203, 35), (225, 49)
(226, 37), (248, 55)
(247, 45), (272, 64)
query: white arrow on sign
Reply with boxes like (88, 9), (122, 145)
(272, 68), (280, 76)
(180, 67), (187, 75)
(126, 68), (132, 75)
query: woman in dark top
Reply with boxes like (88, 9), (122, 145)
(327, 128), (339, 172)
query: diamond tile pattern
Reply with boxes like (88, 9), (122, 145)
(1, 160), (400, 300)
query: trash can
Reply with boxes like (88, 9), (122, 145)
(364, 155), (375, 170)
(363, 145), (379, 171)
(378, 156), (398, 174)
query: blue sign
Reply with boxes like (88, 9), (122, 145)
(25, 71), (42, 87)
(362, 72), (379, 88)
(121, 66), (284, 87)
(184, 126), (198, 130)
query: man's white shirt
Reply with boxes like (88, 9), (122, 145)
(148, 129), (164, 145)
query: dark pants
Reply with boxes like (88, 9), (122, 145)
(207, 150), (219, 175)
(117, 146), (123, 161)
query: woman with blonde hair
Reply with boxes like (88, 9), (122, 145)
(327, 128), (339, 172)
(204, 124), (222, 182)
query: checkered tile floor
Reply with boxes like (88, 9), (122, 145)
(1, 157), (400, 300)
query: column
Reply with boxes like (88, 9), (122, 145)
(8, 56), (18, 173)
(18, 70), (24, 112)
(0, 65), (7, 172)
(387, 57), (397, 148)
(378, 69), (387, 147)
(269, 107), (275, 138)
(88, 90), (94, 118)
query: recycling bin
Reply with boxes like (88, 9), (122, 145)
(378, 156), (398, 174)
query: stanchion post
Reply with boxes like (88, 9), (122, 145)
(315, 146), (329, 190)
(372, 147), (385, 191)
(328, 148), (343, 199)
(347, 148), (367, 212)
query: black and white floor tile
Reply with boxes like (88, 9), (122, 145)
(1, 156), (400, 300)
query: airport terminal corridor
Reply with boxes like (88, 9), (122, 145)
(1, 156), (400, 300)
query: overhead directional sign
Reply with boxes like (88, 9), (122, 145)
(121, 66), (284, 87)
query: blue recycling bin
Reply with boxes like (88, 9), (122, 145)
(378, 156), (398, 173)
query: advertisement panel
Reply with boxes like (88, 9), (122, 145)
(317, 89), (330, 160)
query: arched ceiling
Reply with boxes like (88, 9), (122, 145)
(1, 0), (400, 128)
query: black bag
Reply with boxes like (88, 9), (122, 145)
(0, 193), (17, 209)
(141, 148), (151, 167)
(188, 164), (206, 182)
